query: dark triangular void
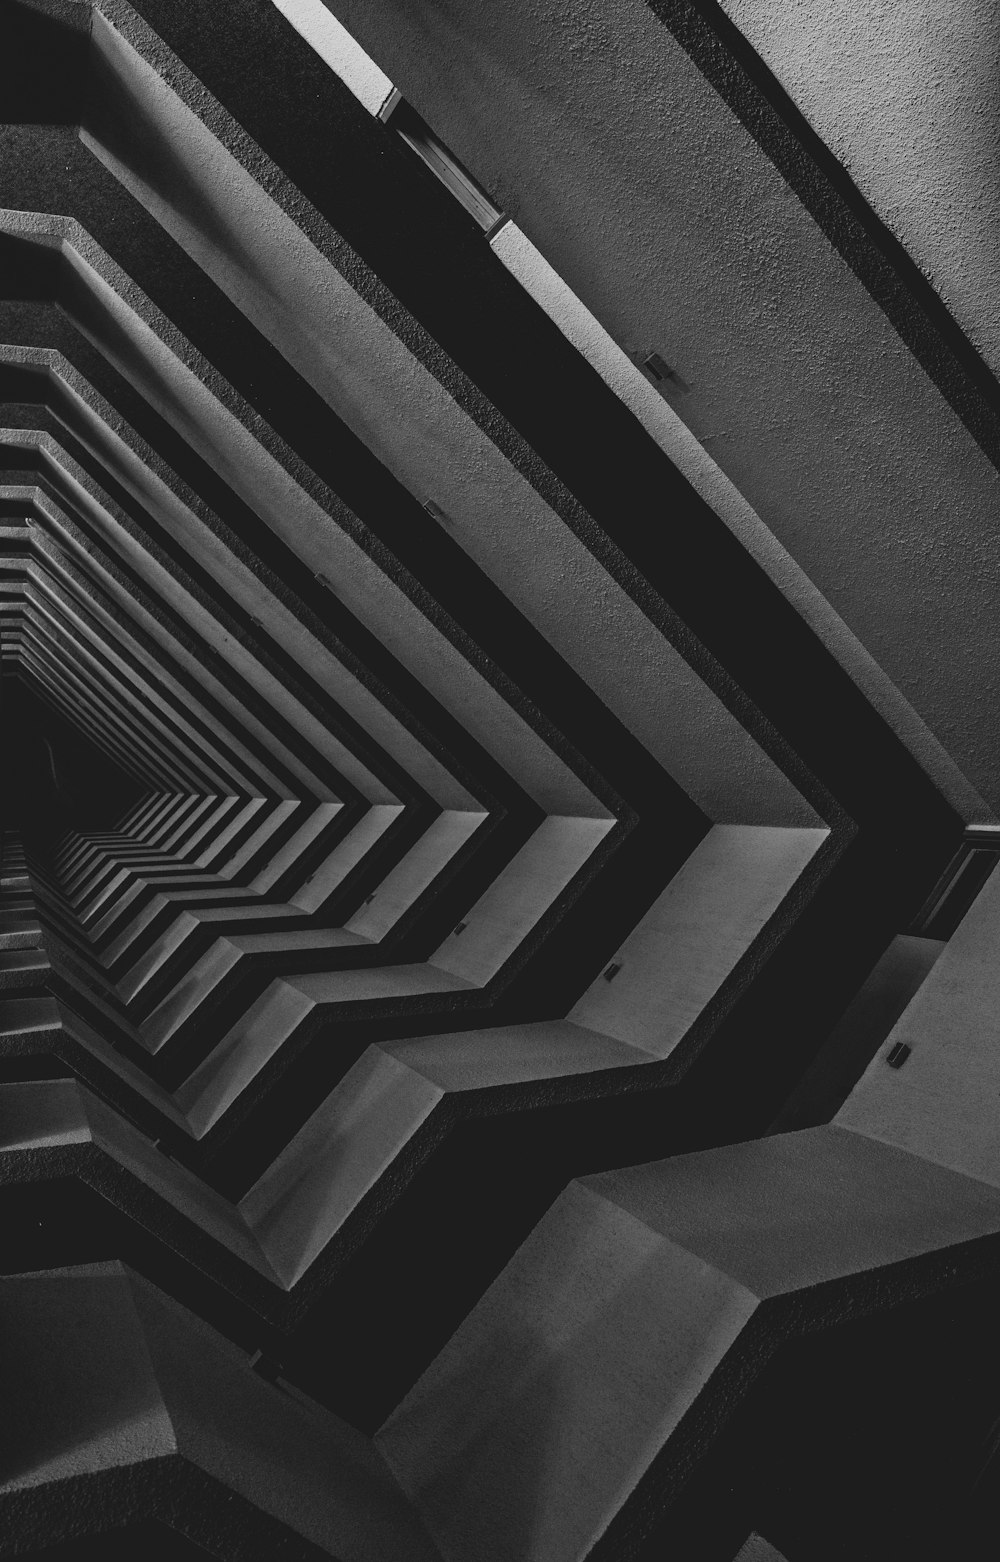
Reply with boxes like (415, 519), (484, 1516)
(1, 678), (140, 833)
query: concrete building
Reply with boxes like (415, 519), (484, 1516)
(2, 2), (1000, 1556)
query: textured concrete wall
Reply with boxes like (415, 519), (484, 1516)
(84, 6), (814, 824)
(324, 0), (1000, 814)
(379, 1126), (1000, 1560)
(721, 0), (1000, 376)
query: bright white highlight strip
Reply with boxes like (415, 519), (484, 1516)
(270, 0), (394, 114)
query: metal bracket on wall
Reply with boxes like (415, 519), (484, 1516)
(641, 352), (691, 394)
(248, 1349), (283, 1382)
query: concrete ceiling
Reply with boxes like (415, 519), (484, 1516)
(325, 0), (1000, 819)
(0, 2), (995, 1556)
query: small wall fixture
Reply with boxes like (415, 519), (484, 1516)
(249, 1349), (282, 1382)
(641, 352), (691, 394)
(886, 1042), (911, 1069)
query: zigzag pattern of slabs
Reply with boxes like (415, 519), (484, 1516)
(0, 2), (991, 1557)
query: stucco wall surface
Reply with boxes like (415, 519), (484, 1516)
(720, 0), (1000, 379)
(83, 8), (814, 824)
(323, 0), (1000, 812)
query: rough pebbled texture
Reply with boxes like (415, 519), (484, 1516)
(326, 0), (1000, 812)
(721, 0), (1000, 379)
